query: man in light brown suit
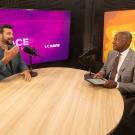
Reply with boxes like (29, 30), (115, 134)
(95, 31), (135, 135)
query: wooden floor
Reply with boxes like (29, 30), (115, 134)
(0, 67), (124, 135)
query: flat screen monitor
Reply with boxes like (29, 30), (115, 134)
(103, 10), (135, 62)
(0, 9), (71, 64)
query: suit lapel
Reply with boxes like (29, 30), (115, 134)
(107, 52), (118, 75)
(118, 49), (133, 80)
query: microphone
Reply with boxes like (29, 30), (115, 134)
(23, 46), (38, 56)
(23, 46), (38, 77)
(78, 47), (98, 80)
(79, 47), (98, 58)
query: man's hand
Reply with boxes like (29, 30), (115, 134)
(104, 80), (117, 88)
(2, 46), (19, 64)
(94, 72), (104, 78)
(20, 70), (31, 81)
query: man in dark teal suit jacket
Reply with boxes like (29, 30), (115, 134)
(0, 24), (31, 81)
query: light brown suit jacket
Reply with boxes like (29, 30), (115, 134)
(100, 48), (135, 96)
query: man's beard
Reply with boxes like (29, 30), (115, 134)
(3, 38), (13, 45)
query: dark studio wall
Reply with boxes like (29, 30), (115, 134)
(104, 0), (135, 11)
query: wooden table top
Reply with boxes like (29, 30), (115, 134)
(0, 67), (124, 135)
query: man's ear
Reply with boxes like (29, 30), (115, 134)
(127, 40), (131, 47)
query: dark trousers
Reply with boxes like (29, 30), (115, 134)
(110, 96), (135, 135)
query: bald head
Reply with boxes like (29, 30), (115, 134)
(113, 31), (132, 52)
(116, 31), (132, 44)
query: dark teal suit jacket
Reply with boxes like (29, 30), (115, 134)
(0, 45), (28, 80)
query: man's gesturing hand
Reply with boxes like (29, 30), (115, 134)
(2, 46), (19, 64)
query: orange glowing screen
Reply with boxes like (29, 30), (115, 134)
(103, 10), (135, 62)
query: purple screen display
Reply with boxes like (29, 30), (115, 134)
(0, 9), (71, 64)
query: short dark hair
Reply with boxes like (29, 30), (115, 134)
(0, 24), (13, 34)
(117, 31), (132, 41)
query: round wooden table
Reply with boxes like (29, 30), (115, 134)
(0, 67), (124, 135)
